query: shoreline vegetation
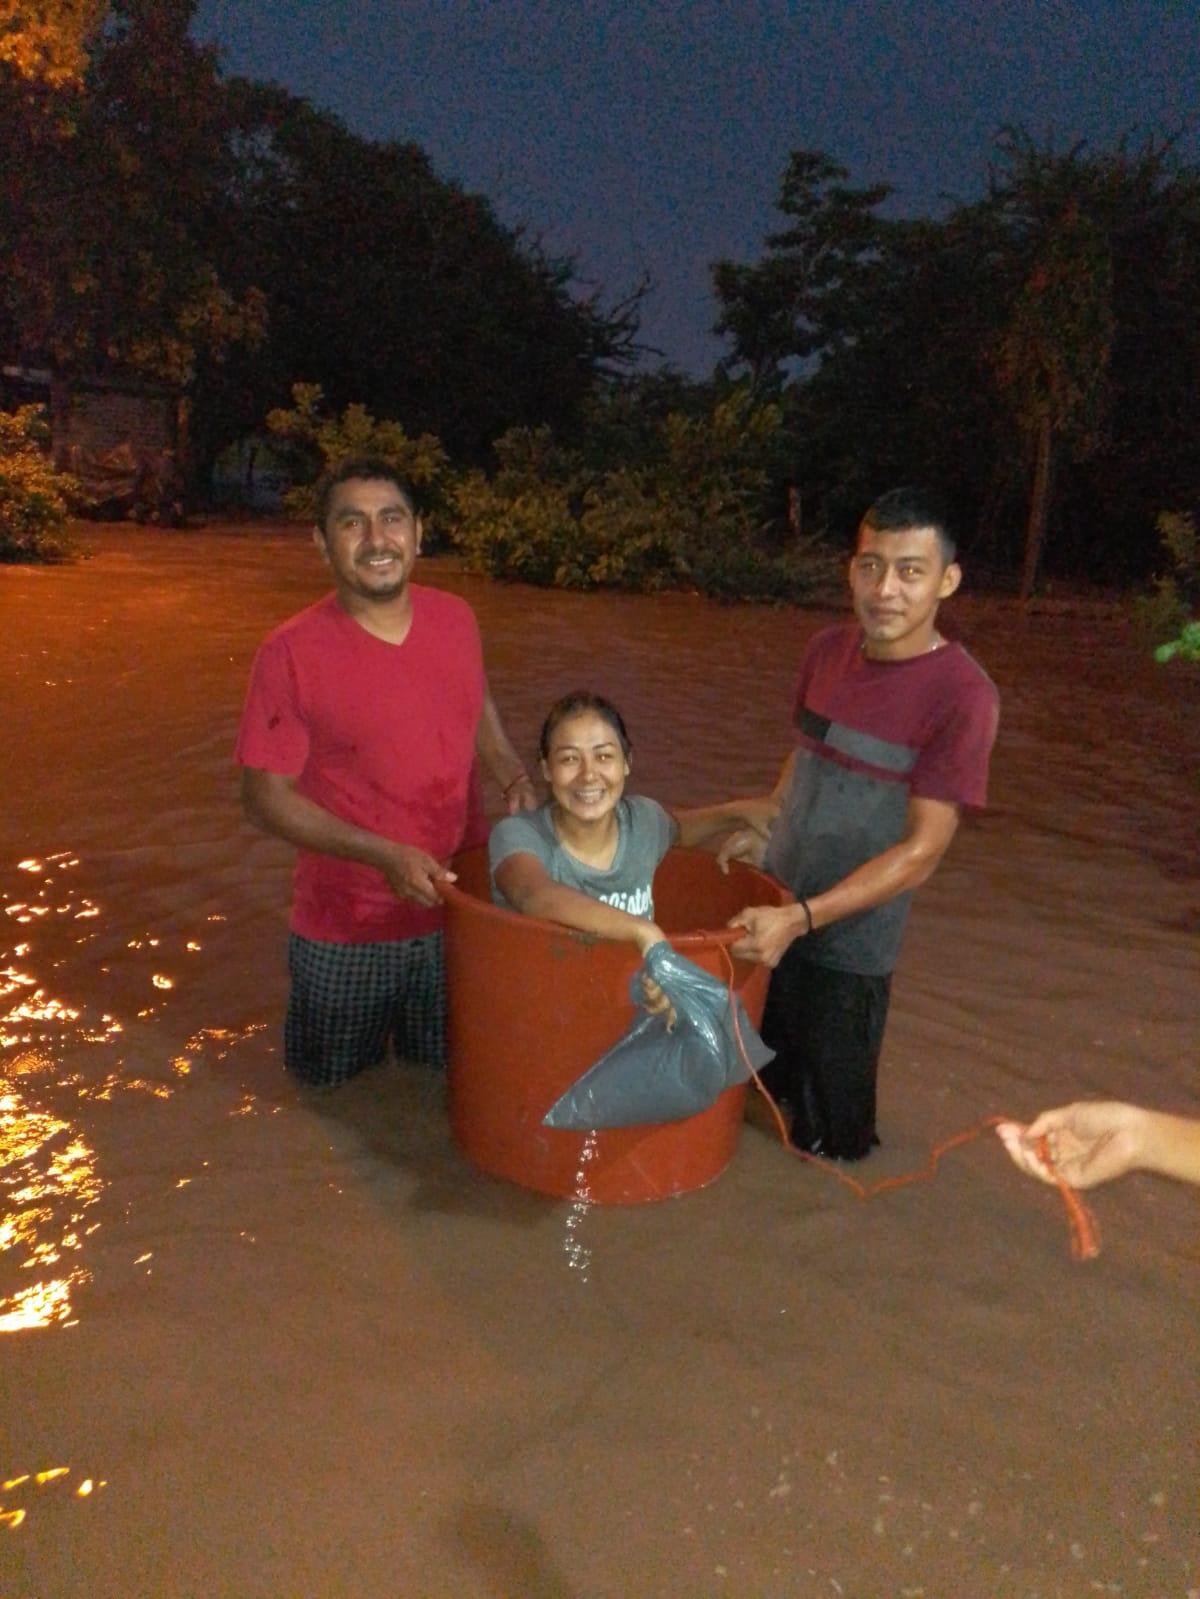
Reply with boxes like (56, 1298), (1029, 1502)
(49, 519), (1195, 644)
(7, 370), (1193, 658)
(46, 511), (1200, 677)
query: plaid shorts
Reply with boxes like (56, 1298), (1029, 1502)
(284, 931), (447, 1087)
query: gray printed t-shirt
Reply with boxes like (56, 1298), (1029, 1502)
(489, 795), (678, 918)
(764, 623), (998, 976)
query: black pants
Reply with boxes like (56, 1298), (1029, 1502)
(759, 950), (891, 1161)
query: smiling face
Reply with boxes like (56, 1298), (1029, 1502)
(541, 710), (631, 825)
(850, 522), (961, 660)
(314, 476), (422, 606)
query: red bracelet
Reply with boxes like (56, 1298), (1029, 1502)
(502, 772), (531, 796)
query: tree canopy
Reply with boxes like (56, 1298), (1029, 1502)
(209, 76), (640, 469)
(0, 1), (263, 391)
(713, 150), (893, 394)
(0, 0), (105, 87)
(715, 134), (1200, 588)
(0, 0), (642, 485)
(2, 1), (1196, 594)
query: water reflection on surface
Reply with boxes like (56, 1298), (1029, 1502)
(0, 1054), (101, 1332)
(0, 1020), (269, 1336)
(1, 868), (114, 1283)
(1, 838), (270, 1339)
(1, 1466), (107, 1532)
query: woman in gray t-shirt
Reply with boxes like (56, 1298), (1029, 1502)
(489, 691), (777, 969)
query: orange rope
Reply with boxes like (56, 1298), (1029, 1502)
(718, 946), (1100, 1261)
(1035, 1134), (1102, 1261)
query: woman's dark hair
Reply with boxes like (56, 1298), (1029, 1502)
(538, 691), (632, 760)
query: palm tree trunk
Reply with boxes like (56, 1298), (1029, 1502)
(1019, 411), (1054, 602)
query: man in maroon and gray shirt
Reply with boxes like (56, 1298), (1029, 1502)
(729, 487), (1000, 1160)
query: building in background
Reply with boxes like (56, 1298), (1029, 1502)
(0, 365), (184, 523)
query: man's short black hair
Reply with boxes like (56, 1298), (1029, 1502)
(314, 457), (421, 530)
(860, 486), (956, 564)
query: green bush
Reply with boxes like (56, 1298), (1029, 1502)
(449, 392), (842, 604)
(0, 406), (80, 563)
(687, 538), (839, 604)
(451, 469), (584, 585)
(1154, 621), (1200, 664)
(1133, 510), (1197, 658)
(264, 382), (844, 604)
(266, 383), (450, 530)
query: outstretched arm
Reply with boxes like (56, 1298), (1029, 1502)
(494, 850), (666, 955)
(673, 795), (780, 852)
(727, 793), (961, 968)
(716, 749), (797, 873)
(241, 767), (454, 908)
(476, 680), (537, 812)
(997, 1103), (1200, 1190)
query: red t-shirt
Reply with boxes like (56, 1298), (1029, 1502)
(792, 624), (999, 808)
(235, 586), (486, 942)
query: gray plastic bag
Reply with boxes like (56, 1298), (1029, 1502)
(542, 940), (774, 1130)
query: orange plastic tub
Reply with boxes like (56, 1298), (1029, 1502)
(441, 845), (792, 1204)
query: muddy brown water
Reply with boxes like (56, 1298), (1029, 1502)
(2, 523), (1197, 1598)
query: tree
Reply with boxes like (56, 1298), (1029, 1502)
(987, 136), (1114, 598)
(0, 0), (264, 458)
(716, 132), (1200, 587)
(0, 0), (105, 86)
(1071, 143), (1200, 582)
(2, 5), (646, 500)
(783, 203), (1013, 553)
(264, 383), (450, 528)
(712, 150), (892, 395)
(210, 78), (642, 474)
(572, 367), (716, 475)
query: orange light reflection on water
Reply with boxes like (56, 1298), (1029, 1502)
(0, 1465), (107, 1532)
(0, 1065), (102, 1333)
(2, 847), (267, 1333)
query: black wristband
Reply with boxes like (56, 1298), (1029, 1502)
(798, 898), (813, 935)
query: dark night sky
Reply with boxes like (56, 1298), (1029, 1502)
(192, 0), (1200, 374)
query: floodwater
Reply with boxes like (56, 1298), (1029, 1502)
(2, 523), (1197, 1598)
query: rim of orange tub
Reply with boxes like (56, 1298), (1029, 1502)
(440, 845), (789, 1204)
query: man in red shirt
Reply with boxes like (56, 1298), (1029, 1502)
(236, 457), (535, 1086)
(729, 487), (1000, 1159)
